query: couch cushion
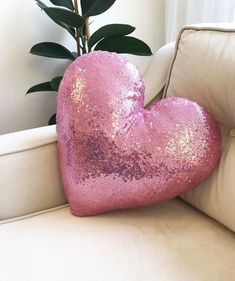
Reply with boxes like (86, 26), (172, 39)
(0, 199), (234, 281)
(164, 24), (235, 232)
(0, 126), (67, 220)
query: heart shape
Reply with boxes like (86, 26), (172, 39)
(57, 51), (221, 216)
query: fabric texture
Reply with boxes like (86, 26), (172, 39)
(164, 24), (235, 232)
(0, 125), (57, 155)
(56, 51), (221, 216)
(144, 41), (175, 106)
(0, 23), (234, 281)
(0, 199), (235, 281)
(0, 126), (67, 220)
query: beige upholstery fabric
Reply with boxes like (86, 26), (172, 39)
(0, 126), (67, 220)
(1, 199), (235, 281)
(0, 25), (234, 281)
(164, 24), (235, 232)
(144, 42), (175, 106)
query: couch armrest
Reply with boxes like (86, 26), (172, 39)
(0, 125), (67, 221)
(144, 41), (175, 106)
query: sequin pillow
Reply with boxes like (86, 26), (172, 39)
(57, 51), (221, 216)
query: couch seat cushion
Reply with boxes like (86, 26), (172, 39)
(0, 199), (234, 281)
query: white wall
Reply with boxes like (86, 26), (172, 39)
(0, 0), (165, 135)
(165, 0), (235, 42)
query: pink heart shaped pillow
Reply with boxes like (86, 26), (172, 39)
(57, 51), (221, 216)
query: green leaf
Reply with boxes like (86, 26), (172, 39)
(26, 77), (63, 95)
(26, 82), (53, 95)
(88, 24), (135, 50)
(81, 0), (116, 17)
(35, 0), (76, 38)
(35, 0), (47, 9)
(30, 42), (76, 60)
(48, 114), (57, 125)
(94, 36), (153, 56)
(44, 7), (83, 28)
(51, 76), (63, 91)
(49, 0), (74, 11)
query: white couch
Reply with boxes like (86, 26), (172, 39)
(0, 24), (235, 281)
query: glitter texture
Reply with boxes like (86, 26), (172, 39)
(56, 51), (221, 216)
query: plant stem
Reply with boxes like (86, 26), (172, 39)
(74, 0), (81, 56)
(79, 27), (86, 54)
(84, 17), (91, 51)
(85, 18), (91, 41)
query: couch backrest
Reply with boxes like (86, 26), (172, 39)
(163, 23), (235, 232)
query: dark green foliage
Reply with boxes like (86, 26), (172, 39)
(95, 36), (152, 56)
(48, 114), (57, 125)
(88, 24), (135, 50)
(30, 42), (76, 60)
(28, 0), (153, 124)
(44, 7), (83, 28)
(81, 0), (116, 17)
(26, 82), (53, 94)
(36, 0), (76, 37)
(49, 0), (74, 10)
(51, 76), (63, 91)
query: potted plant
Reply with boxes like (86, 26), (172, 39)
(27, 0), (152, 124)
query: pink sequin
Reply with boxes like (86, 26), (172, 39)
(56, 51), (221, 216)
